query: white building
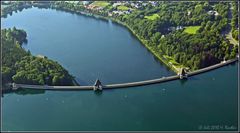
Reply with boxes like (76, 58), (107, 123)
(208, 10), (219, 16)
(82, 1), (90, 6)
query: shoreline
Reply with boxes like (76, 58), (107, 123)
(51, 7), (180, 73)
(1, 5), (239, 92)
(62, 8), (239, 75)
(1, 7), (78, 88)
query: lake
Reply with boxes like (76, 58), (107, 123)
(1, 7), (238, 131)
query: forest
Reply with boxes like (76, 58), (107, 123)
(1, 1), (239, 73)
(231, 2), (239, 41)
(1, 2), (31, 18)
(1, 1), (51, 18)
(52, 1), (238, 71)
(1, 28), (74, 85)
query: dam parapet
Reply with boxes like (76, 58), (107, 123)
(9, 58), (238, 91)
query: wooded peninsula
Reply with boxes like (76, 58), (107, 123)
(1, 28), (74, 86)
(1, 1), (239, 86)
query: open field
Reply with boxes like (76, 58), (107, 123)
(183, 26), (201, 34)
(117, 5), (129, 11)
(144, 14), (160, 20)
(91, 1), (110, 7)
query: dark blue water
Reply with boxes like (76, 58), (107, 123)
(1, 7), (174, 85)
(1, 7), (238, 131)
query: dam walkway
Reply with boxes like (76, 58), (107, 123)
(12, 58), (238, 91)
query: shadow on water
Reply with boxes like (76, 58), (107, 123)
(52, 7), (110, 24)
(94, 90), (103, 96)
(230, 62), (237, 66)
(187, 76), (200, 81)
(178, 78), (188, 86)
(15, 88), (45, 95)
(2, 88), (45, 97)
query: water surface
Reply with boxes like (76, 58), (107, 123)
(1, 7), (238, 131)
(1, 7), (174, 85)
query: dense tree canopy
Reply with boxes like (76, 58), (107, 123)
(231, 2), (239, 41)
(2, 1), (239, 73)
(1, 28), (74, 85)
(52, 1), (238, 71)
(1, 1), (51, 17)
(1, 2), (31, 18)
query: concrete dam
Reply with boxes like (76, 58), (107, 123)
(11, 58), (238, 91)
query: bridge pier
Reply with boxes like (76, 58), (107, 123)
(93, 79), (103, 91)
(178, 68), (188, 79)
(12, 83), (20, 90)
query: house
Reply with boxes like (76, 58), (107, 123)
(208, 10), (219, 16)
(176, 26), (183, 30)
(113, 3), (122, 7)
(108, 12), (113, 16)
(82, 1), (90, 6)
(149, 1), (158, 6)
(113, 11), (124, 15)
(65, 1), (79, 4)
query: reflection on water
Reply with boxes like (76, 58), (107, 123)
(2, 88), (45, 96)
(179, 78), (188, 85)
(94, 90), (103, 96)
(1, 7), (238, 131)
(1, 7), (174, 85)
(15, 88), (45, 95)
